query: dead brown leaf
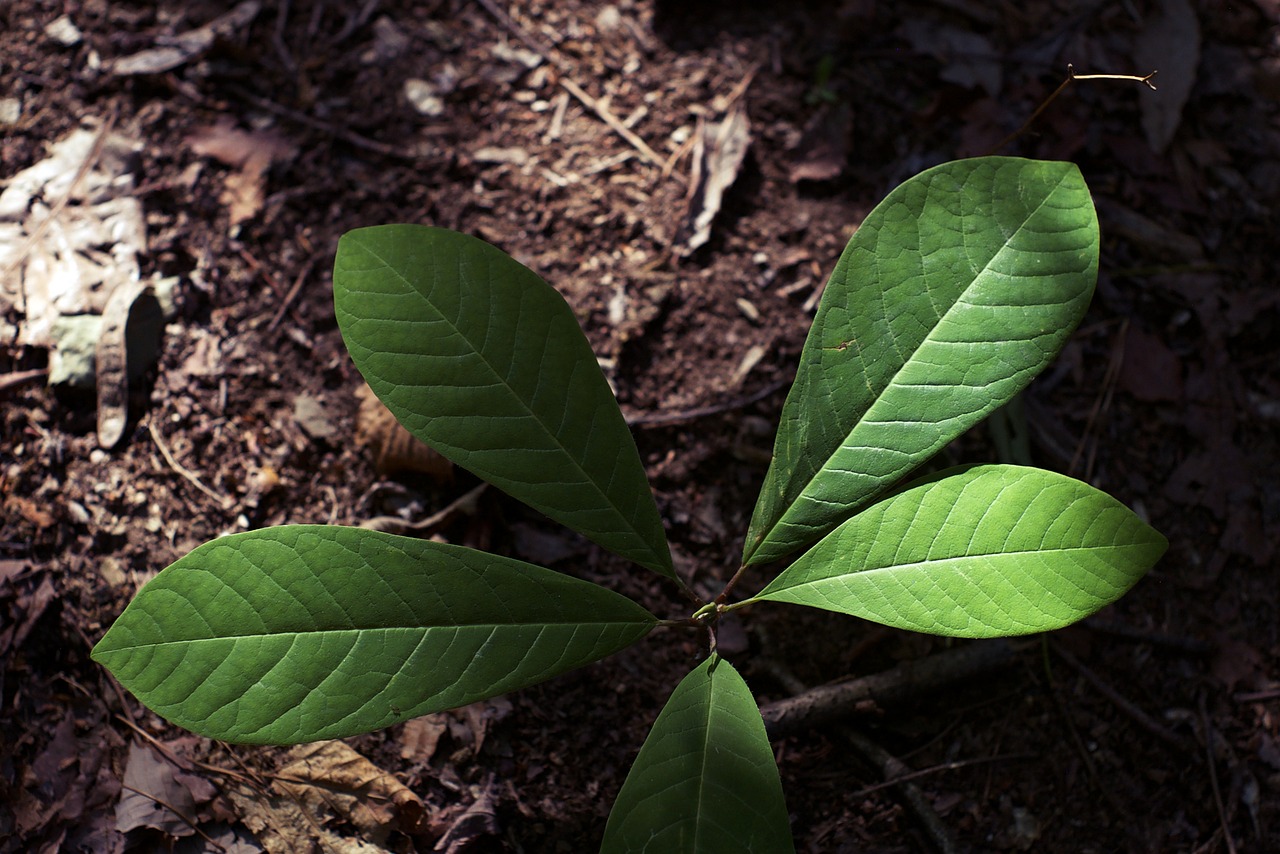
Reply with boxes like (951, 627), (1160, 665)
(116, 741), (201, 836)
(1134, 0), (1200, 152)
(789, 103), (853, 184)
(277, 740), (424, 843)
(187, 120), (295, 231)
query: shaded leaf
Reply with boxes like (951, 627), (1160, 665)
(745, 157), (1099, 565)
(92, 526), (656, 744)
(334, 225), (673, 579)
(601, 656), (793, 853)
(749, 465), (1166, 638)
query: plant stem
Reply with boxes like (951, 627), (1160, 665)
(716, 563), (751, 603)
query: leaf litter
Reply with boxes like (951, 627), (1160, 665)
(3, 0), (1279, 850)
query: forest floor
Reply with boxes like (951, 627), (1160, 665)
(3, 1), (1279, 852)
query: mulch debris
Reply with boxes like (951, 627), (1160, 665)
(3, 0), (1278, 851)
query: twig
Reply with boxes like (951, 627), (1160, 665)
(120, 784), (227, 851)
(360, 482), (488, 534)
(759, 656), (964, 854)
(236, 243), (288, 295)
(988, 65), (1157, 156)
(1199, 694), (1239, 854)
(267, 256), (316, 332)
(228, 85), (417, 161)
(625, 375), (792, 427)
(1083, 618), (1214, 656)
(1050, 640), (1186, 750)
(474, 0), (557, 58)
(149, 419), (235, 511)
(470, 0), (677, 177)
(839, 728), (960, 854)
(0, 367), (48, 393)
(1069, 319), (1125, 480)
(851, 752), (1037, 799)
(1234, 686), (1280, 703)
(559, 78), (668, 170)
(760, 640), (1017, 737)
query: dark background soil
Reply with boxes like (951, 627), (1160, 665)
(3, 1), (1279, 852)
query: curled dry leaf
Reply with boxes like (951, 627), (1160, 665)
(277, 740), (424, 843)
(675, 98), (752, 256)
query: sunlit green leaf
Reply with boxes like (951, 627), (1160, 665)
(92, 526), (657, 744)
(334, 225), (673, 578)
(748, 465), (1166, 637)
(601, 656), (793, 853)
(745, 157), (1099, 565)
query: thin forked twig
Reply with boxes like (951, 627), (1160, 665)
(149, 419), (235, 511)
(472, 0), (684, 178)
(988, 65), (1157, 156)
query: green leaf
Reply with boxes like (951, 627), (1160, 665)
(744, 157), (1099, 565)
(601, 656), (793, 854)
(92, 526), (657, 744)
(334, 225), (673, 579)
(748, 465), (1167, 638)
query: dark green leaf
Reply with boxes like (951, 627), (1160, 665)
(749, 465), (1166, 637)
(334, 225), (673, 578)
(93, 526), (657, 744)
(745, 158), (1099, 565)
(601, 656), (793, 853)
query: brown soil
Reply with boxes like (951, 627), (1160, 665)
(3, 1), (1278, 852)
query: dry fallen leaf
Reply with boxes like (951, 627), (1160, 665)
(277, 740), (424, 843)
(116, 741), (199, 836)
(187, 119), (296, 231)
(675, 97), (752, 256)
(1134, 0), (1200, 153)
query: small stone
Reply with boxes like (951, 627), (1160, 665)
(0, 97), (21, 126)
(66, 500), (91, 525)
(361, 16), (410, 64)
(473, 146), (529, 166)
(100, 556), (127, 587)
(45, 15), (83, 47)
(294, 393), (337, 440)
(596, 5), (622, 32)
(404, 78), (446, 117)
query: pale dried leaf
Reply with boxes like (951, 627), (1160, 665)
(277, 741), (423, 843)
(676, 99), (751, 255)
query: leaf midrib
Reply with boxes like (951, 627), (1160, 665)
(764, 540), (1148, 596)
(98, 618), (655, 655)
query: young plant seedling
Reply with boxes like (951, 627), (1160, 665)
(94, 156), (1167, 851)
